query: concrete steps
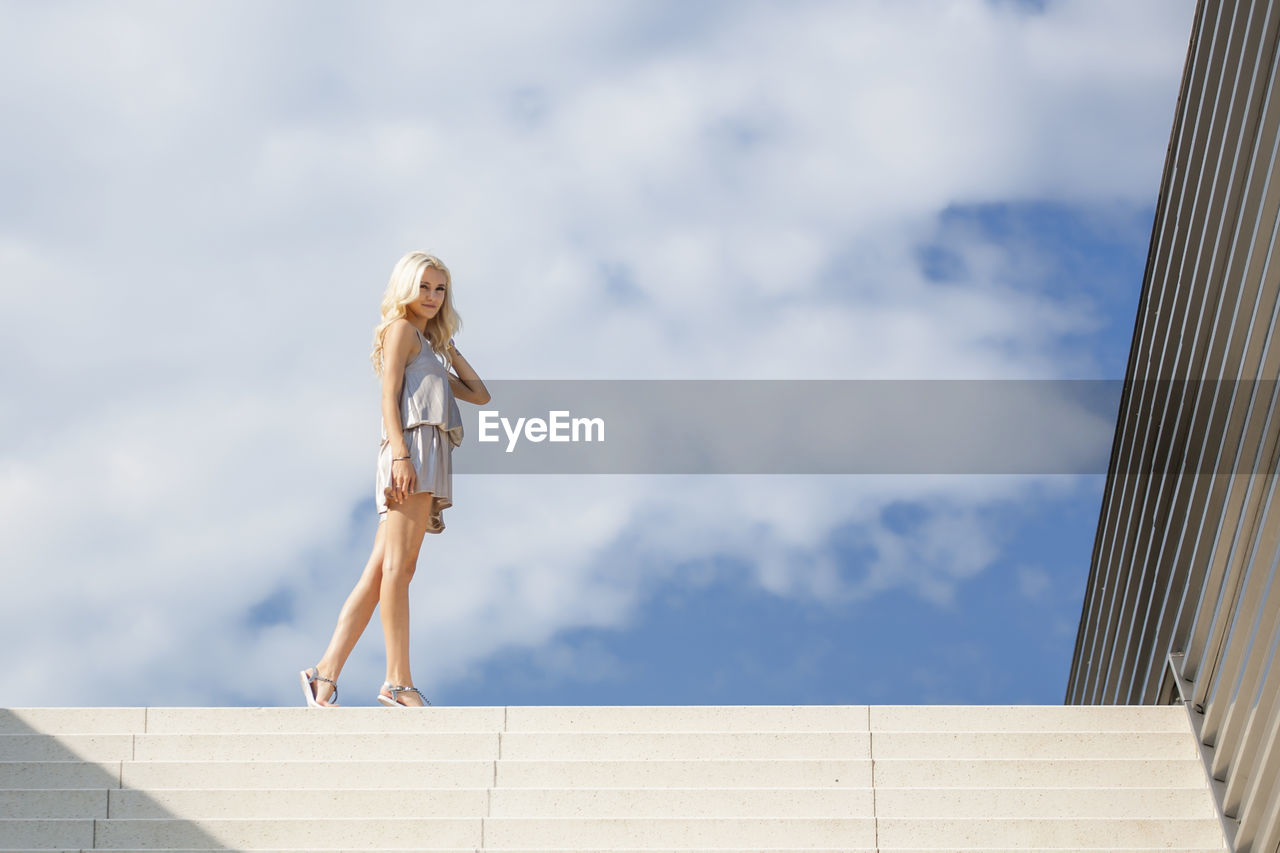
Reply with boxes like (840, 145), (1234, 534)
(0, 705), (1228, 851)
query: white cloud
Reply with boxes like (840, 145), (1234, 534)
(0, 0), (1196, 704)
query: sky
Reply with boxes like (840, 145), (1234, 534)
(0, 0), (1199, 707)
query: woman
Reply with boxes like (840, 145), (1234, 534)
(300, 251), (490, 707)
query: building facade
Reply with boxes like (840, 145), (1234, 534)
(1066, 1), (1280, 850)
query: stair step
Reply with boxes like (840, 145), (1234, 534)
(119, 757), (871, 789)
(145, 705), (867, 733)
(870, 731), (1198, 760)
(122, 760), (494, 789)
(0, 819), (94, 849)
(0, 709), (145, 735)
(91, 817), (878, 849)
(0, 788), (107, 818)
(0, 705), (1228, 852)
(105, 786), (875, 818)
(481, 817), (877, 848)
(495, 756), (1208, 788)
(503, 706), (870, 731)
(92, 817), (479, 849)
(872, 758), (1209, 787)
(872, 786), (1218, 818)
(0, 704), (1197, 734)
(4, 815), (1215, 850)
(499, 731), (870, 760)
(874, 817), (1227, 848)
(489, 786), (873, 817)
(868, 705), (1191, 732)
(131, 732), (498, 762)
(120, 731), (881, 761)
(0, 762), (120, 789)
(108, 788), (490, 819)
(144, 706), (506, 733)
(495, 758), (870, 787)
(0, 735), (132, 762)
(0, 729), (1202, 760)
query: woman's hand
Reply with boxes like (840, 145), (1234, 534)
(388, 457), (417, 505)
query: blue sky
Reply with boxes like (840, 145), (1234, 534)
(0, 0), (1196, 707)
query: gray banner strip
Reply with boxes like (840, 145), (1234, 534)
(442, 380), (1276, 474)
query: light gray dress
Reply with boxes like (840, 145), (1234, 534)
(376, 326), (464, 522)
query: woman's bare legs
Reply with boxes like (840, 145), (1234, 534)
(307, 491), (441, 707)
(378, 490), (440, 707)
(308, 522), (389, 705)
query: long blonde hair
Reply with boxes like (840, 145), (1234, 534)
(370, 251), (462, 376)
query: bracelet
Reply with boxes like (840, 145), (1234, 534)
(392, 455), (411, 461)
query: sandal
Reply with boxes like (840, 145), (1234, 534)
(299, 666), (338, 707)
(378, 681), (432, 707)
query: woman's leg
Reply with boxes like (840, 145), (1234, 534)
(379, 490), (439, 706)
(308, 521), (388, 704)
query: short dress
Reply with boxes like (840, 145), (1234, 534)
(376, 327), (464, 523)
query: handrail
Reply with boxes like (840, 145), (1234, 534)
(1160, 652), (1239, 852)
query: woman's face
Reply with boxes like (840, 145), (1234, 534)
(407, 267), (448, 321)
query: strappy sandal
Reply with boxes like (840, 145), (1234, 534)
(378, 681), (432, 707)
(299, 666), (338, 707)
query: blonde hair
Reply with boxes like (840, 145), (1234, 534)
(370, 251), (462, 376)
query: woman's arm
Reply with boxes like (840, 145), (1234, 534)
(382, 320), (418, 503)
(447, 343), (491, 405)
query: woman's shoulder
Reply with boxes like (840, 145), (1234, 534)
(385, 317), (425, 343)
(385, 316), (416, 335)
(382, 318), (423, 362)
